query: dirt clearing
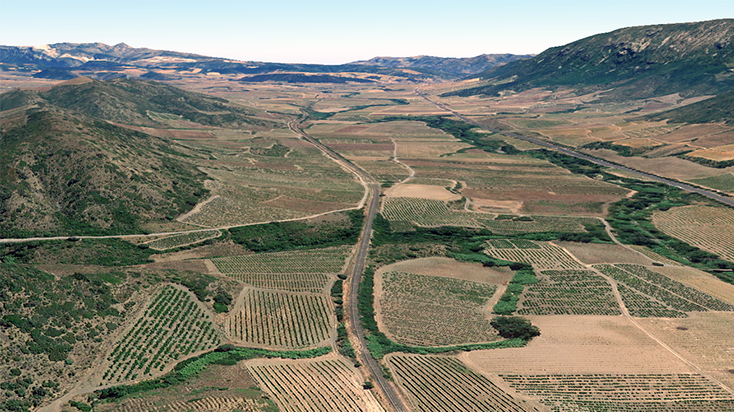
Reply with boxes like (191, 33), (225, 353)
(384, 184), (461, 201)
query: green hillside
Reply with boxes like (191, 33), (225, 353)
(446, 19), (734, 100)
(0, 107), (209, 237)
(0, 77), (267, 128)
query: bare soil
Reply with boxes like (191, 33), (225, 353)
(556, 241), (654, 265)
(384, 184), (461, 201)
(462, 315), (693, 375)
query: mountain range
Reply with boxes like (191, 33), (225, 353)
(0, 43), (530, 81)
(446, 19), (734, 100)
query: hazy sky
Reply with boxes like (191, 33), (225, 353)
(1, 0), (733, 64)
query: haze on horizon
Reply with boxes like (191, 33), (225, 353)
(1, 0), (733, 64)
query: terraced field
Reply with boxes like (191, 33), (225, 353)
(378, 271), (499, 346)
(386, 354), (536, 412)
(101, 285), (221, 384)
(224, 289), (332, 348)
(247, 357), (386, 412)
(595, 264), (734, 317)
(212, 246), (351, 293)
(653, 205), (734, 262)
(484, 240), (586, 270)
(501, 374), (734, 411)
(517, 270), (621, 315)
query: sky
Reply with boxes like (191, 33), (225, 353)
(1, 0), (733, 64)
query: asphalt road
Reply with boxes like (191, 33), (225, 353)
(416, 90), (734, 208)
(290, 114), (410, 412)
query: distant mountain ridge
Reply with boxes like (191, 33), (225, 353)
(349, 54), (533, 75)
(446, 19), (734, 99)
(0, 43), (530, 81)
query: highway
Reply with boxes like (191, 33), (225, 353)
(416, 90), (734, 208)
(289, 112), (410, 412)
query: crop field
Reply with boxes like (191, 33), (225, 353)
(636, 312), (734, 391)
(655, 266), (734, 305)
(484, 240), (587, 270)
(399, 152), (630, 212)
(377, 271), (499, 346)
(594, 264), (734, 317)
(224, 289), (332, 348)
(247, 357), (385, 412)
(556, 241), (654, 265)
(378, 257), (513, 284)
(500, 373), (734, 411)
(381, 197), (480, 227)
(462, 316), (693, 376)
(689, 173), (734, 193)
(478, 215), (598, 234)
(517, 270), (621, 315)
(212, 246), (350, 292)
(113, 396), (271, 412)
(386, 354), (537, 412)
(179, 145), (365, 226)
(144, 230), (222, 250)
(653, 205), (734, 262)
(101, 285), (221, 384)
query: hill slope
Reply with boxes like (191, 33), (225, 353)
(446, 19), (734, 100)
(645, 89), (734, 124)
(1, 77), (266, 128)
(0, 79), (258, 237)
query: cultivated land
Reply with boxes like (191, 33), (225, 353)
(3, 29), (734, 412)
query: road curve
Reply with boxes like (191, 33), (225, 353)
(289, 113), (410, 412)
(416, 90), (734, 208)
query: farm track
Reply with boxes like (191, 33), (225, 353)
(415, 89), (734, 208)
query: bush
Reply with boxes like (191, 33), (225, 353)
(490, 316), (540, 340)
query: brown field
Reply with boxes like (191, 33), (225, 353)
(612, 137), (664, 148)
(686, 149), (734, 162)
(637, 312), (734, 390)
(376, 257), (513, 285)
(655, 266), (734, 305)
(246, 354), (385, 412)
(384, 184), (461, 201)
(555, 241), (654, 265)
(584, 149), (734, 180)
(461, 315), (692, 374)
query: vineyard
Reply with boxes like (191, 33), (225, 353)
(386, 354), (536, 412)
(212, 246), (351, 293)
(484, 241), (586, 270)
(594, 264), (734, 317)
(101, 285), (221, 384)
(224, 289), (332, 348)
(479, 215), (599, 235)
(144, 230), (222, 250)
(517, 270), (622, 315)
(501, 373), (734, 411)
(378, 272), (499, 346)
(114, 396), (271, 412)
(653, 205), (734, 262)
(247, 357), (386, 412)
(380, 197), (480, 227)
